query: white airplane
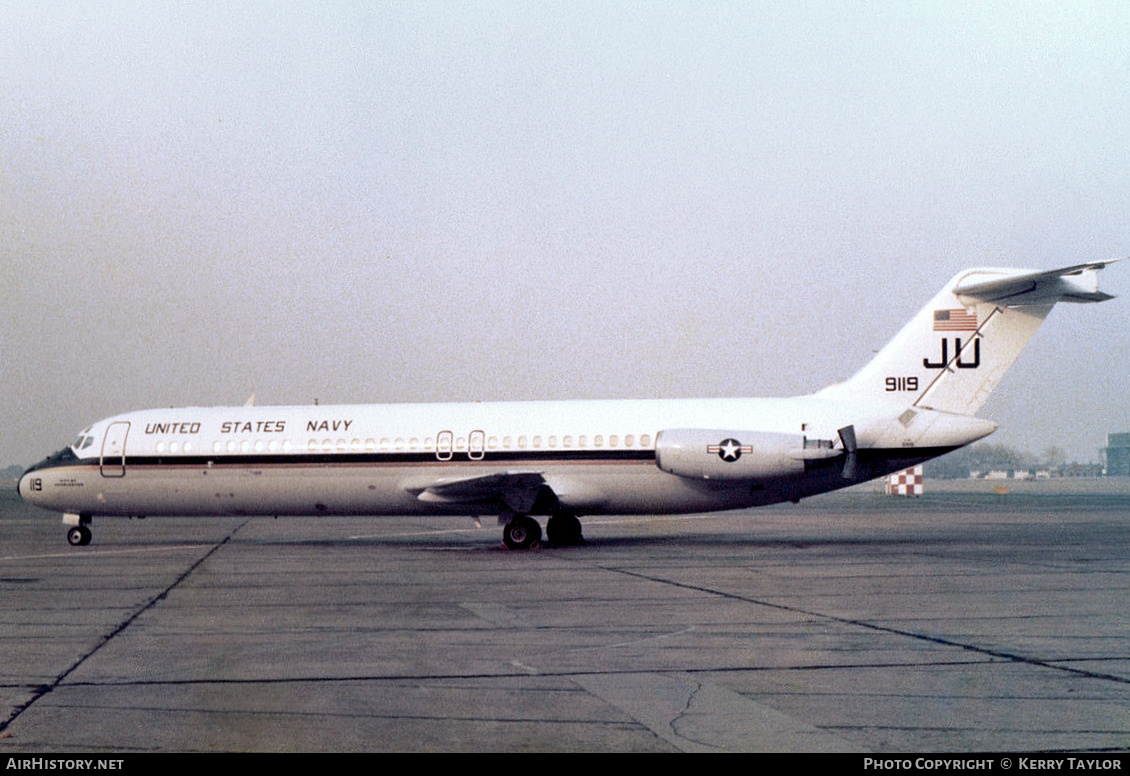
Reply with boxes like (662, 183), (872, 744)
(19, 261), (1117, 549)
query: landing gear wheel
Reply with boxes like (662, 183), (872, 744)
(502, 515), (542, 550)
(546, 512), (583, 546)
(67, 525), (92, 546)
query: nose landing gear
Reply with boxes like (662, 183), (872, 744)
(67, 525), (92, 546)
(63, 514), (92, 546)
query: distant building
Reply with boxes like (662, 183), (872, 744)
(1103, 433), (1130, 477)
(1062, 463), (1104, 478)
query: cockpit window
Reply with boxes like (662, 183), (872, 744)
(44, 446), (79, 464)
(71, 433), (95, 451)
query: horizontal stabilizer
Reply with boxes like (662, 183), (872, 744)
(954, 260), (1120, 305)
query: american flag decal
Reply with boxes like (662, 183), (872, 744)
(933, 308), (977, 331)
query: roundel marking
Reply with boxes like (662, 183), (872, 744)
(707, 438), (744, 462)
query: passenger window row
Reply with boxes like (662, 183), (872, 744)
(302, 433), (653, 453)
(148, 434), (656, 455)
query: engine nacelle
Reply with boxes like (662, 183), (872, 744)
(655, 429), (809, 481)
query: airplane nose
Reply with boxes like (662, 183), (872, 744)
(17, 460), (46, 503)
(17, 470), (33, 502)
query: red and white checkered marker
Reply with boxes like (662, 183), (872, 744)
(887, 465), (923, 496)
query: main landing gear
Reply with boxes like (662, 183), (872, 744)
(64, 514), (92, 546)
(502, 515), (541, 550)
(546, 510), (583, 546)
(500, 510), (584, 550)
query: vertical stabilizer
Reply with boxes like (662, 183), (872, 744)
(817, 261), (1117, 416)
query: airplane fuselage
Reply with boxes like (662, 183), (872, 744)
(20, 396), (945, 520)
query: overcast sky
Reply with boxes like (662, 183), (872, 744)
(2, 1), (1127, 467)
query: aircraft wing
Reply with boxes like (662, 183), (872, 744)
(954, 259), (1120, 305)
(406, 471), (547, 514)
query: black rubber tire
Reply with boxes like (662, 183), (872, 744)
(502, 516), (542, 550)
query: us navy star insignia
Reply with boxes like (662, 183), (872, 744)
(707, 438), (751, 462)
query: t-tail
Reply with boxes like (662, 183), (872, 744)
(818, 261), (1118, 419)
(812, 259), (1119, 471)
